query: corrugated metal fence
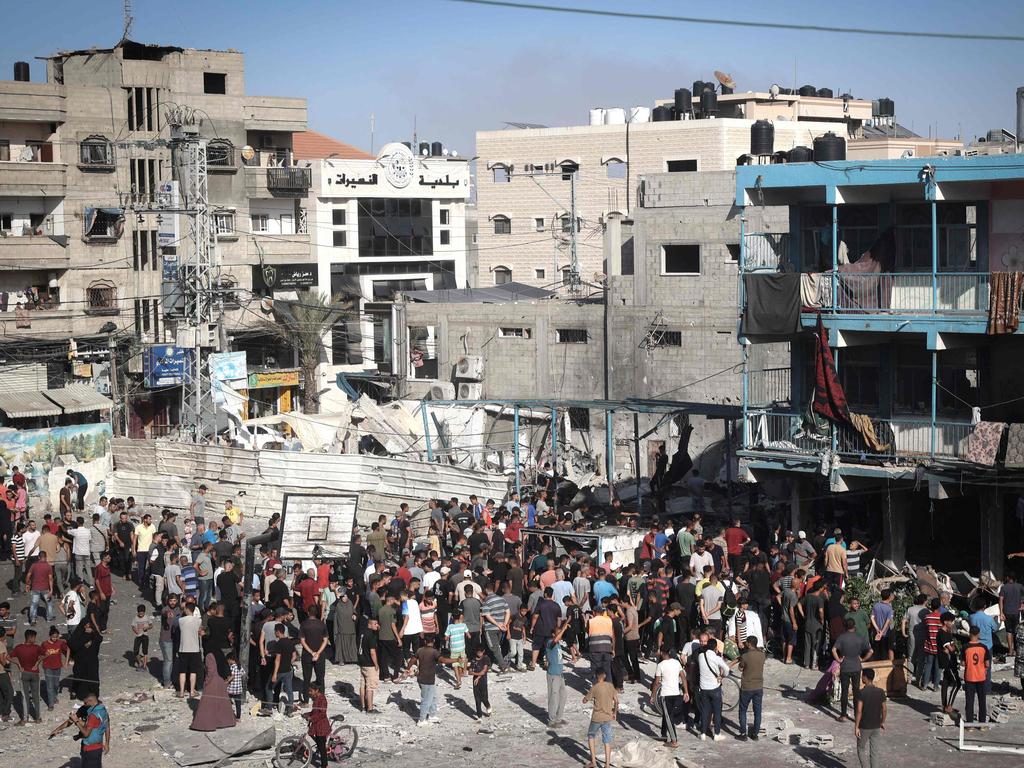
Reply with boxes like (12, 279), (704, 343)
(107, 439), (511, 530)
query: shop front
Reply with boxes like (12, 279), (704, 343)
(243, 369), (301, 417)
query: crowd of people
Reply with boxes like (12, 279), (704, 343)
(0, 474), (1017, 768)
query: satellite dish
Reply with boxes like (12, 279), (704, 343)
(18, 146), (34, 162)
(714, 70), (736, 90)
(240, 145), (255, 161)
(769, 84), (781, 99)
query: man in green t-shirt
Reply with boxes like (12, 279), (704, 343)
(377, 594), (401, 682)
(845, 596), (871, 643)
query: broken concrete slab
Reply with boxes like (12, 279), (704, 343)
(154, 722), (276, 766)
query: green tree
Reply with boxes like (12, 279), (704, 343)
(257, 290), (357, 414)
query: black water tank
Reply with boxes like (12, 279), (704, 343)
(779, 87), (793, 95)
(813, 131), (846, 161)
(401, 141), (412, 150)
(721, 84), (734, 95)
(817, 87), (834, 99)
(771, 151), (788, 164)
(876, 97), (895, 117)
(798, 84), (817, 97)
(750, 119), (774, 155)
(652, 105), (673, 122)
(430, 141), (443, 157)
(673, 88), (692, 117)
(13, 61), (29, 82)
(692, 80), (707, 100)
(700, 88), (718, 117)
(788, 146), (813, 163)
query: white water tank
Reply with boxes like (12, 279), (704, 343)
(589, 108), (606, 126)
(629, 106), (651, 123)
(604, 107), (626, 125)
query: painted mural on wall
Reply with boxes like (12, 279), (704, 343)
(0, 423), (113, 500)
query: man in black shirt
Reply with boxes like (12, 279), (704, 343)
(267, 569), (291, 612)
(468, 525), (489, 558)
(267, 624), (298, 712)
(214, 530), (234, 563)
(357, 618), (380, 712)
(348, 535), (368, 589)
(299, 605), (329, 704)
(111, 511), (135, 580)
(204, 601), (232, 675)
(217, 560), (241, 631)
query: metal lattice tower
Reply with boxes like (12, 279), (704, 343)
(169, 119), (219, 442)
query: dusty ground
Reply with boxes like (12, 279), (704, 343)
(2, 559), (1023, 768)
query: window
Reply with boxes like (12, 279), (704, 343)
(726, 243), (741, 261)
(655, 331), (683, 347)
(26, 141), (53, 162)
(492, 166), (510, 183)
(132, 229), (158, 271)
(214, 212), (235, 236)
(606, 160), (627, 179)
(203, 72), (227, 95)
(560, 161), (578, 181)
(251, 214), (269, 233)
(125, 86), (160, 131)
(535, 217), (545, 232)
(561, 267), (573, 284)
(800, 204), (879, 271)
(561, 216), (574, 234)
(207, 140), (234, 167)
(331, 319), (363, 365)
(332, 208), (346, 226)
(666, 159), (698, 173)
(409, 325), (439, 379)
(498, 327), (531, 339)
(0, 140), (8, 161)
(0, 214), (11, 232)
(556, 328), (588, 344)
(86, 283), (117, 314)
(79, 135), (113, 166)
(493, 266), (512, 285)
(357, 198), (433, 257)
(333, 230), (347, 247)
(493, 215), (511, 235)
(440, 209), (450, 225)
(439, 230), (450, 245)
(129, 158), (158, 202)
(85, 209), (121, 240)
(662, 244), (701, 275)
(535, 268), (546, 280)
(568, 407), (590, 430)
(839, 347), (880, 409)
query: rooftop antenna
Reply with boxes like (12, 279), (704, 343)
(122, 0), (134, 40)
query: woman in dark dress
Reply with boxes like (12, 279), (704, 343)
(68, 621), (103, 700)
(333, 591), (358, 664)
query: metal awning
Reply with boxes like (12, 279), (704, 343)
(0, 390), (62, 418)
(44, 384), (113, 414)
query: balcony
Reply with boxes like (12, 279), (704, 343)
(815, 272), (990, 314)
(0, 234), (69, 268)
(0, 81), (65, 123)
(0, 308), (73, 338)
(246, 166), (310, 198)
(744, 410), (975, 462)
(0, 157), (66, 196)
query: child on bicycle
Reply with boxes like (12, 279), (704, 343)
(303, 681), (331, 767)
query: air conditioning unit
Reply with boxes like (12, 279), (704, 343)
(458, 382), (483, 400)
(454, 354), (484, 381)
(428, 382), (456, 400)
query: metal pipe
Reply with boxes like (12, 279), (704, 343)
(931, 200), (939, 314)
(513, 405), (522, 497)
(831, 203), (838, 311)
(633, 412), (642, 511)
(605, 409), (615, 501)
(550, 406), (558, 474)
(421, 403), (433, 462)
(930, 350), (938, 457)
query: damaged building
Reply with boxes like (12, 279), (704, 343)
(736, 152), (1024, 576)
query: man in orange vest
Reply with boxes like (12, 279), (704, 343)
(962, 625), (991, 725)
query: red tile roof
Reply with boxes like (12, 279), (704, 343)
(292, 130), (374, 161)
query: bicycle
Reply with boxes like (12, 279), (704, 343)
(273, 715), (358, 767)
(719, 673), (740, 712)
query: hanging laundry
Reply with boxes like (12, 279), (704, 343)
(741, 272), (801, 336)
(800, 272), (825, 308)
(971, 406), (982, 426)
(987, 272), (1024, 335)
(835, 228), (897, 310)
(812, 315), (851, 425)
(848, 412), (891, 453)
(1004, 423), (1024, 469)
(964, 421), (1006, 466)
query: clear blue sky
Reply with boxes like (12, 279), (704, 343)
(5, 0), (1023, 155)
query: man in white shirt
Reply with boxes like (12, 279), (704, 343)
(21, 520), (41, 558)
(70, 521), (93, 586)
(696, 637), (731, 741)
(729, 594), (765, 649)
(177, 600), (203, 698)
(688, 541), (714, 578)
(651, 647), (688, 747)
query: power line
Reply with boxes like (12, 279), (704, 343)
(446, 0), (1024, 42)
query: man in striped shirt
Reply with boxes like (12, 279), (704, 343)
(481, 583), (510, 673)
(10, 523), (27, 596)
(919, 598), (944, 691)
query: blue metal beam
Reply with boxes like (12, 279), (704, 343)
(513, 405), (522, 497)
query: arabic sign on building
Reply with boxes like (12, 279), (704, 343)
(156, 181), (179, 247)
(317, 149), (471, 200)
(143, 345), (187, 388)
(247, 369), (300, 389)
(251, 263), (317, 292)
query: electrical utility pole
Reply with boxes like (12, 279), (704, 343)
(521, 165), (582, 294)
(167, 108), (220, 443)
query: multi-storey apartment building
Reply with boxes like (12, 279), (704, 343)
(736, 153), (1024, 575)
(0, 40), (309, 434)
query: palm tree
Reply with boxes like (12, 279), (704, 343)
(258, 290), (357, 414)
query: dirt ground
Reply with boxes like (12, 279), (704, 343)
(2, 559), (1023, 768)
